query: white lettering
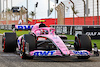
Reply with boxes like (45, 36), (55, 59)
(86, 32), (97, 36)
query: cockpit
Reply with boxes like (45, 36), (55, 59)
(34, 28), (55, 35)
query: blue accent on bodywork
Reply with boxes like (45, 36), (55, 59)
(18, 40), (20, 46)
(34, 51), (55, 56)
(73, 51), (89, 56)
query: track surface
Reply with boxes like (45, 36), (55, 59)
(0, 35), (100, 67)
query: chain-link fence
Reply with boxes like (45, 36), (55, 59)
(0, 6), (27, 25)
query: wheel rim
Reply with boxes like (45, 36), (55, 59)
(20, 39), (25, 59)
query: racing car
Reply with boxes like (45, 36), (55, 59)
(2, 23), (99, 59)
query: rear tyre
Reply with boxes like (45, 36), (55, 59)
(2, 32), (17, 52)
(20, 34), (36, 59)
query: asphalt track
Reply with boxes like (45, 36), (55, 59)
(0, 35), (100, 67)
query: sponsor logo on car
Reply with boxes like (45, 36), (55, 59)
(73, 51), (89, 56)
(34, 51), (55, 56)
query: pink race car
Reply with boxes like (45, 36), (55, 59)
(2, 23), (99, 59)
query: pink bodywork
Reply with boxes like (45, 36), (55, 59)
(18, 23), (92, 56)
(18, 35), (23, 50)
(30, 23), (71, 55)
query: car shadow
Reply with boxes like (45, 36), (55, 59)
(23, 56), (99, 62)
(0, 51), (99, 62)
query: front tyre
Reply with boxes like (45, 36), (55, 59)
(20, 34), (36, 59)
(74, 34), (92, 59)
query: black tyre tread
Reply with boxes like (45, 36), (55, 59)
(74, 34), (92, 51)
(79, 35), (92, 51)
(74, 37), (80, 50)
(20, 34), (36, 59)
(23, 34), (37, 51)
(3, 32), (17, 52)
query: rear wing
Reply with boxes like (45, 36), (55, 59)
(12, 25), (34, 30)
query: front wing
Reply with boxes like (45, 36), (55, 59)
(29, 50), (94, 57)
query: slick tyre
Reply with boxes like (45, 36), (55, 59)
(2, 32), (17, 52)
(74, 34), (92, 51)
(20, 34), (36, 59)
(74, 34), (92, 59)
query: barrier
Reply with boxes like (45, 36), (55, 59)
(0, 25), (12, 30)
(1, 24), (100, 39)
(0, 25), (34, 30)
(50, 25), (100, 36)
(83, 28), (100, 39)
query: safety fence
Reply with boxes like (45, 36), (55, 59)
(50, 25), (100, 35)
